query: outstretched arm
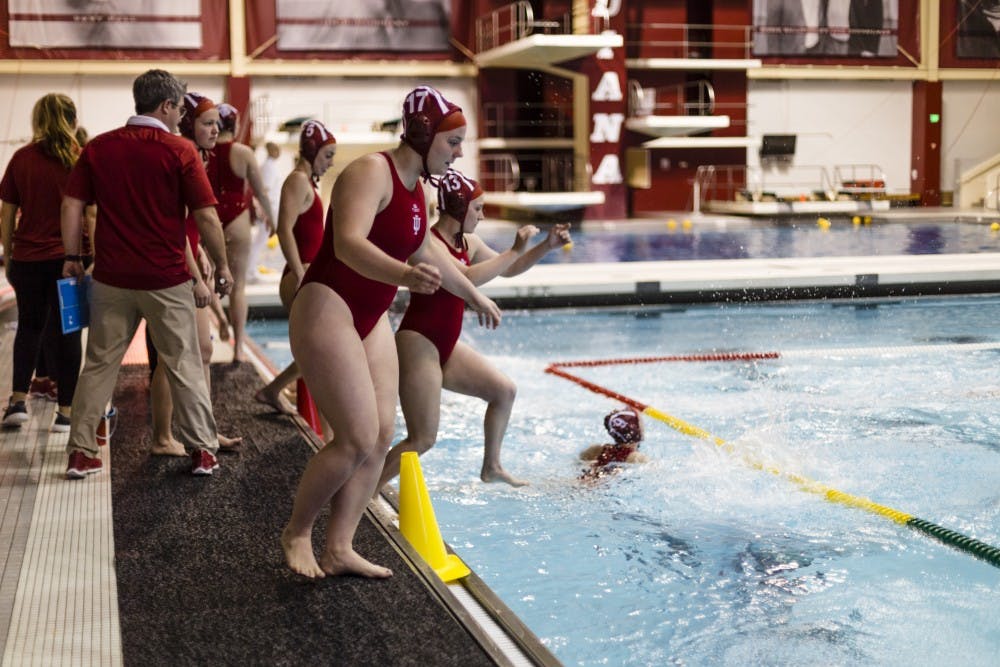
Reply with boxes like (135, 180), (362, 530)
(462, 225), (539, 286)
(500, 223), (571, 277)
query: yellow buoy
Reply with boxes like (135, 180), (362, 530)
(852, 216), (861, 225)
(863, 216), (872, 224)
(666, 219), (677, 231)
(681, 219), (692, 231)
(991, 222), (1000, 232)
(817, 217), (831, 229)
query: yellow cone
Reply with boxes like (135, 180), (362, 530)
(397, 452), (470, 582)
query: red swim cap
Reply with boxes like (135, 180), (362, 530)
(437, 168), (483, 223)
(400, 86), (464, 175)
(605, 407), (642, 445)
(299, 119), (336, 165)
(178, 92), (215, 140)
(217, 103), (238, 133)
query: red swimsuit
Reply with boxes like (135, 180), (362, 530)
(282, 185), (324, 278)
(398, 227), (468, 365)
(301, 152), (427, 339)
(208, 142), (251, 226)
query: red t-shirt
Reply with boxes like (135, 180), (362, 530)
(65, 122), (217, 290)
(0, 142), (73, 262)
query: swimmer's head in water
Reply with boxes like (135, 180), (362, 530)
(605, 407), (643, 445)
(299, 119), (336, 167)
(401, 85), (465, 177)
(178, 92), (215, 141)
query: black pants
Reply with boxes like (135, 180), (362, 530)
(8, 258), (82, 405)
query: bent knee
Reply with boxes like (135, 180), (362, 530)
(405, 433), (437, 455)
(490, 379), (517, 405)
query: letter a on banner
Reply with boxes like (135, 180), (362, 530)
(591, 71), (623, 102)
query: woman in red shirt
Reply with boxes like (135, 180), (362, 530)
(212, 103), (274, 363)
(0, 93), (86, 431)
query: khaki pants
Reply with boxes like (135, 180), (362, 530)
(67, 280), (217, 457)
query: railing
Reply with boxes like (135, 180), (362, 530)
(481, 101), (574, 139)
(628, 79), (716, 117)
(694, 164), (842, 211)
(833, 164), (887, 195)
(476, 1), (572, 52)
(625, 22), (754, 60)
(480, 151), (578, 193)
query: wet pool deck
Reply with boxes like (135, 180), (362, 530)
(2, 207), (1000, 665)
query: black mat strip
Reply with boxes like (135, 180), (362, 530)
(110, 362), (495, 666)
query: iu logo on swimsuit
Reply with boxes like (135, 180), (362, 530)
(411, 203), (422, 234)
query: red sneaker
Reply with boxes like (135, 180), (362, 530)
(191, 449), (219, 476)
(66, 451), (102, 479)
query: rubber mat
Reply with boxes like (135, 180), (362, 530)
(110, 362), (493, 666)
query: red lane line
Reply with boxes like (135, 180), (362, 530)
(544, 365), (648, 412)
(550, 351), (781, 368)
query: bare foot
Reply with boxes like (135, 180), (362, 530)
(254, 387), (295, 415)
(319, 548), (393, 578)
(281, 528), (325, 579)
(481, 466), (529, 487)
(218, 433), (243, 451)
(151, 438), (187, 457)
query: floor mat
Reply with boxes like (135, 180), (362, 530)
(110, 362), (493, 666)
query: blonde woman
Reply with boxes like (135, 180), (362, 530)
(1, 93), (85, 431)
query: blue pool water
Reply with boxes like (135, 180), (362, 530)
(248, 296), (1000, 666)
(476, 219), (1000, 263)
(254, 219), (1000, 270)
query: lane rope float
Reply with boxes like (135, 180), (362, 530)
(545, 353), (1000, 570)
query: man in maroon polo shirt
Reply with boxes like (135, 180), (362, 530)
(61, 69), (233, 478)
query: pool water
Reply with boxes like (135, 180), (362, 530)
(254, 219), (1000, 271)
(247, 296), (1000, 666)
(476, 219), (1000, 263)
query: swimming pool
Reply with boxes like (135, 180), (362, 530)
(247, 296), (1000, 666)
(252, 218), (1000, 275)
(476, 218), (1000, 263)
